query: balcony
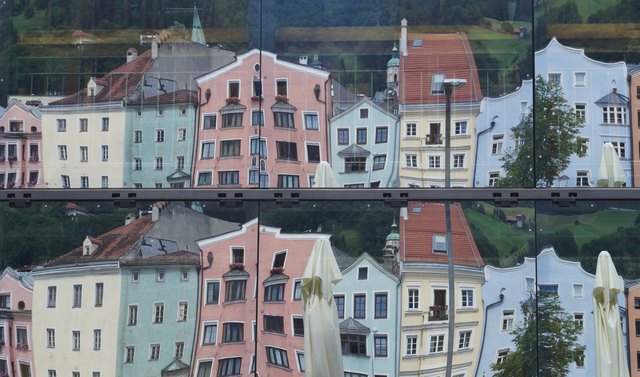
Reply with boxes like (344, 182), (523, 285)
(425, 133), (442, 145)
(428, 305), (448, 321)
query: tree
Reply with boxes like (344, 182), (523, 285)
(500, 75), (586, 187)
(491, 291), (585, 377)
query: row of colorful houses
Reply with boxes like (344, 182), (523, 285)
(1, 202), (638, 377)
(1, 18), (639, 189)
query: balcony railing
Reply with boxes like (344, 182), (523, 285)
(428, 305), (448, 321)
(425, 133), (443, 145)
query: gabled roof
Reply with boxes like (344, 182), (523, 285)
(400, 32), (483, 105)
(337, 144), (371, 158)
(332, 246), (356, 271)
(166, 169), (191, 181)
(536, 37), (626, 69)
(330, 96), (398, 124)
(341, 252), (399, 283)
(339, 317), (370, 335)
(400, 202), (484, 267)
(49, 50), (155, 106)
(161, 357), (190, 373)
(0, 98), (42, 120)
(0, 267), (34, 290)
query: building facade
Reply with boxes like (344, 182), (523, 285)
(0, 267), (34, 377)
(194, 49), (331, 188)
(0, 99), (43, 189)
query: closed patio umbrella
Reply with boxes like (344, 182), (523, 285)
(593, 250), (629, 377)
(312, 161), (339, 188)
(597, 142), (626, 187)
(301, 238), (344, 377)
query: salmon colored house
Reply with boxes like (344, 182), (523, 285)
(193, 218), (331, 376)
(194, 49), (331, 188)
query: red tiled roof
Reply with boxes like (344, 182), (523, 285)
(127, 89), (198, 106)
(46, 216), (154, 266)
(400, 33), (483, 105)
(50, 50), (154, 106)
(400, 202), (484, 267)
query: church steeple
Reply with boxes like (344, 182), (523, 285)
(191, 5), (207, 45)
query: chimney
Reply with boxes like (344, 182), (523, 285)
(299, 56), (308, 65)
(126, 48), (138, 63)
(400, 19), (408, 56)
(152, 41), (159, 59)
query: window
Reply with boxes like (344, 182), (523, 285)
(57, 119), (67, 132)
(155, 157), (163, 170)
(47, 328), (55, 348)
(489, 172), (500, 187)
(48, 286), (57, 307)
(273, 252), (286, 269)
(375, 292), (388, 318)
(304, 112), (319, 130)
(134, 130), (142, 143)
(134, 157), (142, 171)
(461, 289), (474, 308)
(406, 123), (417, 136)
(73, 285), (82, 307)
(179, 107), (187, 116)
(93, 329), (101, 350)
(203, 114), (216, 129)
(29, 171), (39, 186)
(358, 267), (368, 280)
(431, 73), (445, 94)
(297, 351), (305, 372)
(266, 346), (290, 368)
(573, 284), (584, 298)
(231, 247), (244, 264)
(458, 330), (472, 349)
(131, 271), (139, 282)
(175, 128), (187, 142)
(149, 344), (160, 360)
(408, 288), (419, 310)
(292, 280), (302, 301)
(58, 145), (68, 160)
(429, 155), (441, 169)
(154, 302), (164, 323)
(345, 157), (366, 172)
(196, 361), (213, 377)
(79, 118), (88, 132)
(548, 73), (561, 84)
(575, 103), (586, 121)
(176, 156), (185, 170)
(157, 107), (164, 117)
(250, 138), (267, 158)
(101, 117), (109, 131)
(29, 144), (39, 160)
(341, 334), (367, 355)
(337, 129), (349, 145)
(372, 155), (386, 171)
(574, 313), (584, 333)
(374, 335), (388, 357)
(610, 141), (626, 158)
(491, 134), (504, 155)
(278, 174), (299, 188)
(496, 349), (509, 364)
(293, 317), (304, 336)
(276, 79), (288, 96)
(226, 280), (246, 301)
(432, 234), (447, 254)
(276, 141), (298, 161)
(128, 305), (138, 326)
(429, 334), (445, 353)
(264, 315), (284, 334)
(220, 140), (241, 157)
(178, 301), (188, 321)
(454, 121), (467, 135)
(72, 372), (79, 377)
(48, 370), (56, 377)
(274, 111), (295, 128)
(453, 153), (465, 168)
(201, 141), (215, 159)
(574, 72), (586, 87)
(603, 106), (627, 124)
(406, 335), (417, 355)
(222, 112), (243, 128)
(203, 322), (218, 345)
(95, 283), (103, 307)
(174, 341), (184, 359)
(502, 310), (514, 331)
(81, 176), (90, 188)
(99, 145), (108, 161)
(353, 294), (366, 319)
(375, 127), (388, 143)
(125, 346), (135, 363)
(228, 81), (240, 97)
(335, 295), (345, 319)
(576, 170), (590, 187)
(72, 330), (80, 351)
(265, 284), (285, 302)
(356, 128), (367, 144)
(156, 270), (165, 282)
(307, 144), (320, 163)
(251, 109), (264, 126)
(577, 137), (589, 156)
(406, 154), (417, 168)
(217, 357), (241, 376)
(219, 171), (240, 185)
(223, 322), (244, 343)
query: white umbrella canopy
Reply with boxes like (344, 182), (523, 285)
(592, 250), (629, 377)
(313, 161), (339, 188)
(597, 142), (627, 187)
(301, 238), (344, 377)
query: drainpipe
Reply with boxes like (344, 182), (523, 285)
(190, 251), (213, 376)
(192, 87), (211, 187)
(473, 115), (498, 188)
(475, 288), (505, 377)
(395, 278), (401, 377)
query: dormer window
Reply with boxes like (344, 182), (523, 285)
(432, 234), (447, 254)
(87, 78), (103, 98)
(82, 236), (98, 256)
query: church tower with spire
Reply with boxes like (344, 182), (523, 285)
(382, 216), (400, 273)
(191, 5), (207, 45)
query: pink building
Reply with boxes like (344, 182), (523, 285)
(194, 50), (331, 188)
(0, 267), (34, 377)
(0, 99), (43, 189)
(192, 218), (331, 376)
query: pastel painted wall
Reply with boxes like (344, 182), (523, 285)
(0, 268), (34, 377)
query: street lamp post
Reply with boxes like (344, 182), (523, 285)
(443, 78), (466, 377)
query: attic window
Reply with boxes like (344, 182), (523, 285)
(412, 39), (423, 47)
(84, 245), (91, 256)
(431, 74), (445, 95)
(432, 234), (447, 254)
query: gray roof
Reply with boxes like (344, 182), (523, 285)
(332, 246), (355, 271)
(595, 90), (629, 106)
(339, 317), (370, 335)
(264, 272), (290, 285)
(337, 144), (371, 158)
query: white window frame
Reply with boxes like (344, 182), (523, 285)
(199, 140), (215, 159)
(574, 71), (586, 87)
